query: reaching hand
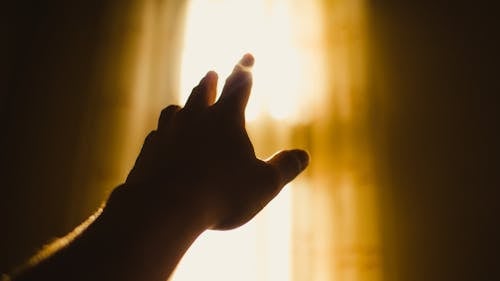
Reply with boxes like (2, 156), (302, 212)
(10, 54), (310, 281)
(123, 54), (309, 230)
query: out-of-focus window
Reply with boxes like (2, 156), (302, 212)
(123, 0), (381, 280)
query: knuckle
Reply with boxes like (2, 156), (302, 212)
(159, 105), (181, 125)
(161, 105), (181, 116)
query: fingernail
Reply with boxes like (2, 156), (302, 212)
(239, 53), (255, 67)
(205, 70), (218, 82)
(294, 150), (310, 171)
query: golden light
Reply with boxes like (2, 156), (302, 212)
(160, 0), (381, 280)
(178, 0), (325, 124)
(171, 0), (325, 280)
(88, 0), (379, 279)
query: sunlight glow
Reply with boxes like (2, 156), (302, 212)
(173, 0), (325, 280)
(171, 187), (292, 281)
(179, 0), (325, 124)
(123, 0), (379, 280)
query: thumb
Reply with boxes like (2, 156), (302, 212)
(267, 149), (309, 186)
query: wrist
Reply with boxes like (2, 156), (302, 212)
(104, 183), (211, 232)
(69, 183), (209, 280)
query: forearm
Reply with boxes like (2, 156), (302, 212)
(12, 184), (207, 281)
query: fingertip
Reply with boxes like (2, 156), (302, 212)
(205, 71), (218, 104)
(267, 149), (310, 186)
(292, 149), (310, 172)
(240, 53), (255, 67)
(158, 104), (181, 130)
(206, 70), (218, 81)
(229, 54), (254, 76)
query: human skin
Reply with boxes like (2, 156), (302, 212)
(11, 54), (309, 281)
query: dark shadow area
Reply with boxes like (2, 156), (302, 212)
(3, 0), (139, 272)
(369, 1), (499, 280)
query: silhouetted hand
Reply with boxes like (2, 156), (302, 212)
(10, 54), (309, 281)
(123, 54), (309, 230)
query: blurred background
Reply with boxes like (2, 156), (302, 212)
(3, 0), (498, 281)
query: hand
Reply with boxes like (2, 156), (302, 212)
(123, 54), (309, 230)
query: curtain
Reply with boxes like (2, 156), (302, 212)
(6, 1), (498, 280)
(122, 0), (382, 280)
(3, 0), (382, 280)
(293, 1), (381, 280)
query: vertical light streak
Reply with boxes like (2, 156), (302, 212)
(171, 0), (382, 280)
(171, 0), (325, 280)
(301, 0), (382, 280)
(122, 0), (382, 280)
(178, 0), (325, 124)
(125, 0), (380, 280)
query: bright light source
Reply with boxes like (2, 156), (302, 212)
(174, 0), (325, 280)
(171, 188), (292, 281)
(179, 0), (324, 124)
